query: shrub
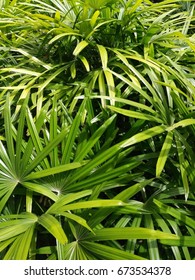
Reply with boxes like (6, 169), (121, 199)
(0, 0), (195, 260)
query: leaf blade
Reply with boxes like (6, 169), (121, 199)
(156, 131), (173, 177)
(38, 214), (68, 244)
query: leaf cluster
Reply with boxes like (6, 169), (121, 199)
(0, 0), (195, 260)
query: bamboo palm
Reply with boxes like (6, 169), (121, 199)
(0, 0), (195, 260)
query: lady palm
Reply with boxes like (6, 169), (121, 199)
(0, 0), (195, 260)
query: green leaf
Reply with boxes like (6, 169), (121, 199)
(86, 0), (113, 9)
(0, 180), (18, 213)
(144, 215), (160, 260)
(88, 179), (154, 228)
(153, 199), (195, 230)
(69, 161), (140, 192)
(38, 214), (68, 244)
(26, 107), (50, 170)
(60, 212), (93, 233)
(98, 70), (107, 107)
(82, 241), (147, 260)
(50, 199), (125, 213)
(20, 100), (51, 171)
(15, 95), (30, 170)
(1, 68), (41, 77)
(4, 95), (15, 167)
(78, 55), (90, 72)
(0, 237), (16, 253)
(49, 96), (58, 167)
(23, 182), (58, 202)
(61, 99), (86, 164)
(156, 131), (173, 177)
(128, 0), (142, 14)
(175, 136), (189, 200)
(94, 96), (155, 114)
(24, 162), (86, 180)
(62, 241), (93, 260)
(143, 25), (161, 45)
(0, 141), (14, 173)
(90, 10), (100, 28)
(70, 62), (76, 79)
(104, 69), (115, 105)
(73, 41), (89, 56)
(160, 236), (195, 247)
(167, 119), (195, 131)
(108, 105), (162, 123)
(48, 32), (81, 45)
(75, 114), (116, 161)
(47, 190), (92, 214)
(120, 125), (166, 148)
(97, 44), (108, 69)
(66, 143), (122, 186)
(3, 225), (35, 260)
(87, 227), (179, 241)
(0, 213), (37, 242)
(23, 125), (70, 176)
(10, 47), (51, 70)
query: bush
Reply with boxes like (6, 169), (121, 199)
(0, 0), (195, 260)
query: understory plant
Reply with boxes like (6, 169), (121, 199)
(0, 0), (195, 260)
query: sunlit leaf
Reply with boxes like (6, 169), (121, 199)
(50, 199), (125, 213)
(153, 199), (195, 230)
(97, 44), (108, 70)
(38, 214), (68, 244)
(82, 241), (147, 260)
(156, 131), (173, 177)
(120, 125), (166, 148)
(87, 227), (179, 241)
(73, 41), (89, 56)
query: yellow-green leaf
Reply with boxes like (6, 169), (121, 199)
(48, 32), (80, 45)
(104, 69), (115, 105)
(24, 162), (86, 180)
(38, 214), (67, 244)
(61, 212), (94, 233)
(167, 119), (195, 131)
(52, 199), (125, 213)
(70, 62), (76, 79)
(55, 11), (61, 22)
(108, 106), (162, 123)
(97, 44), (108, 69)
(156, 131), (173, 177)
(78, 55), (90, 72)
(87, 227), (179, 241)
(73, 41), (89, 56)
(90, 10), (100, 28)
(121, 125), (166, 148)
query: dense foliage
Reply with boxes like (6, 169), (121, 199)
(0, 0), (195, 260)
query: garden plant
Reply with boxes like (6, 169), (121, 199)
(0, 0), (195, 260)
